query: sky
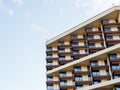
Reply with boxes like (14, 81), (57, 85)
(0, 0), (120, 90)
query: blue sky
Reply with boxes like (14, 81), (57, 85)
(0, 0), (120, 90)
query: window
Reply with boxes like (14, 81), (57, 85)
(71, 35), (78, 39)
(106, 36), (113, 40)
(88, 76), (92, 80)
(76, 85), (83, 89)
(89, 43), (95, 48)
(115, 86), (120, 90)
(73, 50), (79, 54)
(71, 42), (79, 46)
(59, 56), (65, 60)
(113, 74), (120, 79)
(107, 43), (115, 47)
(111, 64), (120, 70)
(104, 27), (111, 32)
(47, 61), (53, 65)
(74, 66), (81, 72)
(47, 77), (53, 81)
(109, 54), (117, 59)
(93, 80), (101, 84)
(87, 35), (94, 40)
(47, 54), (52, 58)
(60, 81), (67, 86)
(59, 48), (65, 52)
(102, 19), (109, 24)
(90, 61), (98, 66)
(86, 28), (92, 32)
(59, 72), (66, 77)
(75, 76), (82, 81)
(92, 70), (100, 76)
(47, 85), (53, 90)
(58, 41), (64, 45)
(46, 47), (52, 51)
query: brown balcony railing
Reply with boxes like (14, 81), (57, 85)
(46, 80), (59, 85)
(93, 75), (111, 80)
(86, 30), (102, 34)
(91, 65), (109, 70)
(103, 22), (120, 26)
(59, 59), (73, 65)
(59, 75), (74, 80)
(106, 39), (120, 43)
(110, 58), (120, 64)
(87, 38), (103, 42)
(60, 84), (75, 89)
(75, 80), (92, 85)
(46, 64), (59, 70)
(58, 51), (72, 55)
(46, 50), (58, 54)
(46, 57), (58, 61)
(72, 45), (87, 49)
(104, 30), (120, 34)
(74, 71), (90, 75)
(89, 47), (105, 51)
(71, 38), (86, 41)
(112, 69), (120, 74)
(58, 44), (71, 48)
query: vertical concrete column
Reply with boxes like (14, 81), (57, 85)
(118, 11), (120, 23)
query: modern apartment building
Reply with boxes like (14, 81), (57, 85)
(46, 6), (120, 90)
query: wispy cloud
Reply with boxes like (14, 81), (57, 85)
(59, 8), (64, 15)
(73, 0), (120, 17)
(74, 0), (81, 8)
(31, 24), (42, 32)
(42, 0), (56, 4)
(8, 9), (14, 16)
(0, 0), (5, 9)
(11, 0), (24, 6)
(24, 12), (31, 19)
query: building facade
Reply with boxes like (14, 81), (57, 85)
(46, 6), (120, 90)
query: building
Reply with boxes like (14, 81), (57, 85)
(46, 6), (120, 90)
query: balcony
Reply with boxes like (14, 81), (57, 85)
(58, 51), (72, 55)
(89, 46), (105, 51)
(112, 66), (120, 74)
(59, 75), (74, 80)
(46, 57), (58, 61)
(72, 45), (87, 49)
(86, 30), (102, 35)
(75, 80), (92, 85)
(110, 58), (120, 64)
(46, 64), (59, 70)
(71, 37), (86, 41)
(46, 80), (59, 85)
(58, 44), (71, 48)
(91, 65), (109, 70)
(103, 22), (120, 26)
(106, 38), (120, 43)
(72, 52), (89, 58)
(59, 58), (73, 65)
(60, 83), (75, 89)
(74, 70), (90, 75)
(46, 50), (58, 54)
(93, 74), (111, 80)
(87, 38), (103, 42)
(104, 30), (120, 35)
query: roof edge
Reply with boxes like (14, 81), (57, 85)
(46, 5), (120, 45)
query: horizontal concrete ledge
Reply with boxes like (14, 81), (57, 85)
(46, 43), (120, 75)
(77, 78), (120, 90)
